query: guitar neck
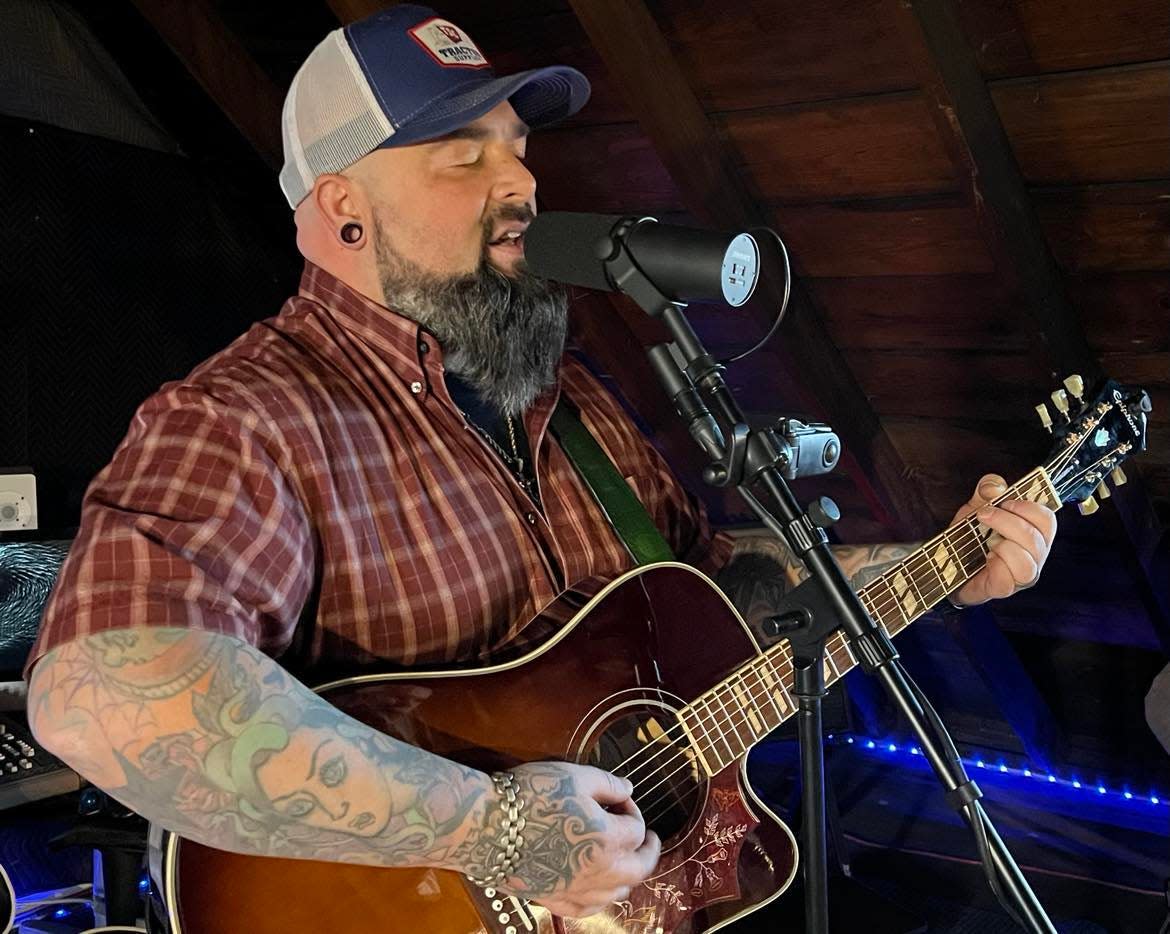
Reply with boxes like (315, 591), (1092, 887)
(676, 467), (1063, 777)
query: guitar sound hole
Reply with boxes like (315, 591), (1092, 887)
(585, 706), (706, 843)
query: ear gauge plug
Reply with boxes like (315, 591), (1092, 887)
(340, 222), (363, 244)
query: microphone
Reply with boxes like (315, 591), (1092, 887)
(525, 212), (760, 307)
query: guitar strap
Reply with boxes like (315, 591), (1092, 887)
(549, 397), (675, 566)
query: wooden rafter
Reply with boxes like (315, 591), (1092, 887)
(128, 0), (284, 168)
(565, 0), (936, 540)
(889, 0), (1170, 649)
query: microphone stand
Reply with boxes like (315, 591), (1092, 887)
(600, 234), (1057, 934)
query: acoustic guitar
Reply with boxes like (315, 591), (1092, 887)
(149, 377), (1149, 933)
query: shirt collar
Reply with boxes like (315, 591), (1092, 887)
(296, 260), (438, 391)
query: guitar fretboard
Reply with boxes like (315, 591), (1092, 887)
(675, 467), (1062, 776)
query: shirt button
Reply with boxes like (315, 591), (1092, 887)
(525, 511), (538, 525)
(418, 340), (429, 354)
(410, 380), (423, 394)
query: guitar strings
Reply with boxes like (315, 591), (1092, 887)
(613, 510), (1005, 794)
(628, 470), (1097, 825)
(609, 448), (1109, 822)
(612, 486), (1024, 786)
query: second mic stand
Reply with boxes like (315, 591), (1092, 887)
(602, 236), (1056, 934)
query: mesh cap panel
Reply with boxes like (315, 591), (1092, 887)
(279, 30), (393, 209)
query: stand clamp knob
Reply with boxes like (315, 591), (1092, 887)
(808, 496), (840, 529)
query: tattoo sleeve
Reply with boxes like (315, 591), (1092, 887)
(716, 535), (921, 644)
(27, 628), (494, 872)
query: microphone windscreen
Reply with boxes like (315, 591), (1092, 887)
(524, 212), (626, 293)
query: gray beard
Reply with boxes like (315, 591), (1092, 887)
(372, 216), (569, 417)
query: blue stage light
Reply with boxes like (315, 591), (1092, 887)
(824, 733), (1168, 814)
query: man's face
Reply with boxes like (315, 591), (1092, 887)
(346, 99), (568, 417)
(356, 100), (535, 279)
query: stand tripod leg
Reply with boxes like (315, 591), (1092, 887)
(824, 767), (851, 878)
(795, 651), (829, 934)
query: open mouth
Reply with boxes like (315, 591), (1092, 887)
(488, 231), (525, 250)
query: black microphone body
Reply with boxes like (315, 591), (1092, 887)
(525, 212), (758, 306)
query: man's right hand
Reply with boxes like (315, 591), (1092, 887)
(493, 761), (661, 918)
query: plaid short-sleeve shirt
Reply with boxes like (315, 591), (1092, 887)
(25, 263), (733, 680)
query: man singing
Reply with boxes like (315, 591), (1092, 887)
(25, 5), (1055, 920)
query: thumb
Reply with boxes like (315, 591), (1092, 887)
(954, 474), (1007, 522)
(588, 768), (635, 807)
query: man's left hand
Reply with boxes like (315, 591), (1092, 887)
(949, 474), (1057, 608)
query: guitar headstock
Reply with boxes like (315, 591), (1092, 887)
(1038, 375), (1151, 514)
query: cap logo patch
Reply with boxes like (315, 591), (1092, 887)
(409, 17), (489, 69)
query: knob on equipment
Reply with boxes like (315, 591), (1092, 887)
(1050, 389), (1070, 416)
(1078, 495), (1099, 516)
(1096, 480), (1111, 500)
(1063, 374), (1084, 402)
(1035, 403), (1053, 432)
(1110, 466), (1127, 486)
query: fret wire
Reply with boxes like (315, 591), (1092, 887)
(734, 674), (772, 739)
(914, 545), (951, 609)
(884, 577), (912, 632)
(830, 633), (855, 674)
(708, 689), (744, 760)
(747, 658), (786, 726)
(696, 695), (733, 768)
(763, 652), (796, 720)
(752, 659), (792, 735)
(763, 649), (794, 714)
(734, 671), (764, 738)
(900, 556), (931, 616)
(677, 704), (716, 778)
(715, 681), (751, 752)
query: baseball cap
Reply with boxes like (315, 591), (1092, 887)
(279, 4), (591, 208)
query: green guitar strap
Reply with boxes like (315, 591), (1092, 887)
(549, 398), (675, 566)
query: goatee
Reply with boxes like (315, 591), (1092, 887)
(372, 214), (569, 417)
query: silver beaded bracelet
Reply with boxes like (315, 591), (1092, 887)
(466, 771), (528, 888)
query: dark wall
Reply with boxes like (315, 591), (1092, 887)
(0, 113), (301, 534)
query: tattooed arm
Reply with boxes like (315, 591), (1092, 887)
(716, 473), (1058, 634)
(716, 535), (920, 642)
(27, 627), (658, 917)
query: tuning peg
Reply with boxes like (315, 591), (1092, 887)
(1035, 403), (1053, 432)
(1051, 389), (1070, 417)
(1111, 466), (1127, 486)
(1078, 495), (1099, 516)
(1096, 480), (1111, 500)
(1063, 374), (1084, 402)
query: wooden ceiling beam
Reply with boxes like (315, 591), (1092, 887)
(888, 0), (1170, 648)
(127, 0), (284, 169)
(324, 0), (397, 25)
(565, 0), (936, 540)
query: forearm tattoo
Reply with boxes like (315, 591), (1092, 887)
(28, 628), (493, 871)
(462, 763), (608, 898)
(717, 535), (921, 644)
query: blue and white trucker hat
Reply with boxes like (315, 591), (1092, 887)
(279, 4), (591, 208)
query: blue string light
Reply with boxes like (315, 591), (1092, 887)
(826, 734), (1169, 811)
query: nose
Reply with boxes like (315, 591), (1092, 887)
(490, 149), (537, 207)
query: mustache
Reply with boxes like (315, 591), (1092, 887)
(481, 203), (536, 248)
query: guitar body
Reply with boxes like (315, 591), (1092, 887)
(152, 563), (798, 933)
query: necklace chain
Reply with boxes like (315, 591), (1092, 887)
(462, 409), (539, 504)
